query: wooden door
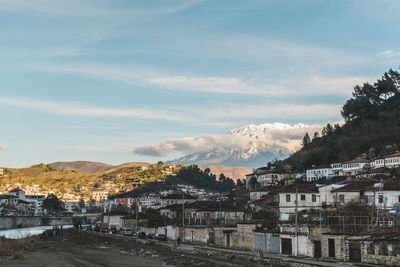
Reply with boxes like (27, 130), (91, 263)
(314, 241), (321, 258)
(328, 239), (335, 258)
(281, 238), (292, 255)
(349, 241), (361, 262)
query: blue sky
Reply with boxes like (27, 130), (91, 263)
(0, 0), (399, 167)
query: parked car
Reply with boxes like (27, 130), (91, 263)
(155, 233), (167, 241)
(137, 231), (146, 239)
(121, 227), (133, 236)
(99, 223), (109, 232)
(146, 233), (156, 239)
(109, 225), (117, 234)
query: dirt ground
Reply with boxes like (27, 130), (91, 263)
(0, 230), (264, 267)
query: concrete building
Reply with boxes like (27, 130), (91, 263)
(371, 159), (385, 169)
(8, 188), (25, 199)
(246, 167), (291, 189)
(278, 184), (320, 221)
(161, 193), (196, 207)
(330, 163), (343, 176)
(92, 190), (109, 203)
(342, 158), (369, 175)
(364, 179), (400, 209)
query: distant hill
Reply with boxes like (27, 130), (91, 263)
(49, 161), (151, 173)
(199, 165), (250, 181)
(279, 69), (400, 172)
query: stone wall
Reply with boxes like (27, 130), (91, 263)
(194, 247), (331, 267)
(361, 240), (400, 266)
(231, 224), (256, 250)
(183, 227), (209, 244)
(321, 234), (348, 261)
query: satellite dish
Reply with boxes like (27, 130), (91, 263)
(393, 203), (400, 213)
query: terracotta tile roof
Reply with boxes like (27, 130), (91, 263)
(343, 158), (369, 164)
(277, 184), (319, 193)
(384, 152), (400, 158)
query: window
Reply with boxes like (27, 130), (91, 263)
(286, 194), (291, 202)
(368, 195), (374, 204)
(379, 195), (383, 204)
(398, 195), (400, 203)
(301, 195), (306, 201)
(312, 194), (317, 202)
(339, 195), (345, 203)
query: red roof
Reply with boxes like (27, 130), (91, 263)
(9, 188), (24, 193)
(384, 152), (400, 158)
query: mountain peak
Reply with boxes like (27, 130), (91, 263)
(169, 122), (319, 169)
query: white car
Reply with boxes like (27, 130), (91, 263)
(121, 227), (133, 236)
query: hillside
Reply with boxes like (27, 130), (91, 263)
(0, 163), (176, 201)
(280, 69), (400, 172)
(49, 161), (151, 173)
(199, 165), (250, 181)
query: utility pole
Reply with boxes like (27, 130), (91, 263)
(182, 192), (185, 240)
(219, 199), (222, 228)
(295, 187), (298, 257)
(317, 195), (322, 259)
(135, 199), (139, 232)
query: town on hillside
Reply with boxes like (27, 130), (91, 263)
(2, 152), (400, 265)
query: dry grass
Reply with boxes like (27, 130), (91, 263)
(0, 235), (38, 258)
(12, 250), (24, 260)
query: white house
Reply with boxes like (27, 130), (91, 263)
(8, 188), (25, 199)
(342, 158), (369, 175)
(306, 166), (333, 182)
(246, 167), (291, 189)
(364, 179), (400, 209)
(384, 152), (400, 168)
(371, 159), (385, 169)
(330, 163), (343, 176)
(278, 184), (320, 221)
(330, 178), (378, 206)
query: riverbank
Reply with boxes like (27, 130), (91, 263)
(0, 216), (84, 230)
(0, 225), (74, 239)
(0, 229), (261, 267)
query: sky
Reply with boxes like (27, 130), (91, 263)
(0, 0), (400, 168)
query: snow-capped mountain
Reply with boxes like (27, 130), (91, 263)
(167, 123), (322, 169)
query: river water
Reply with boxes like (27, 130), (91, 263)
(0, 225), (74, 239)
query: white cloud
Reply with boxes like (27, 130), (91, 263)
(37, 64), (374, 97)
(0, 97), (343, 125)
(0, 144), (8, 151)
(133, 123), (328, 157)
(0, 98), (184, 121)
(381, 50), (400, 58)
(0, 0), (204, 18)
(199, 104), (342, 121)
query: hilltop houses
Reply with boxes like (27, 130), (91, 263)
(246, 166), (291, 189)
(92, 190), (109, 203)
(306, 166), (333, 181)
(304, 154), (400, 182)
